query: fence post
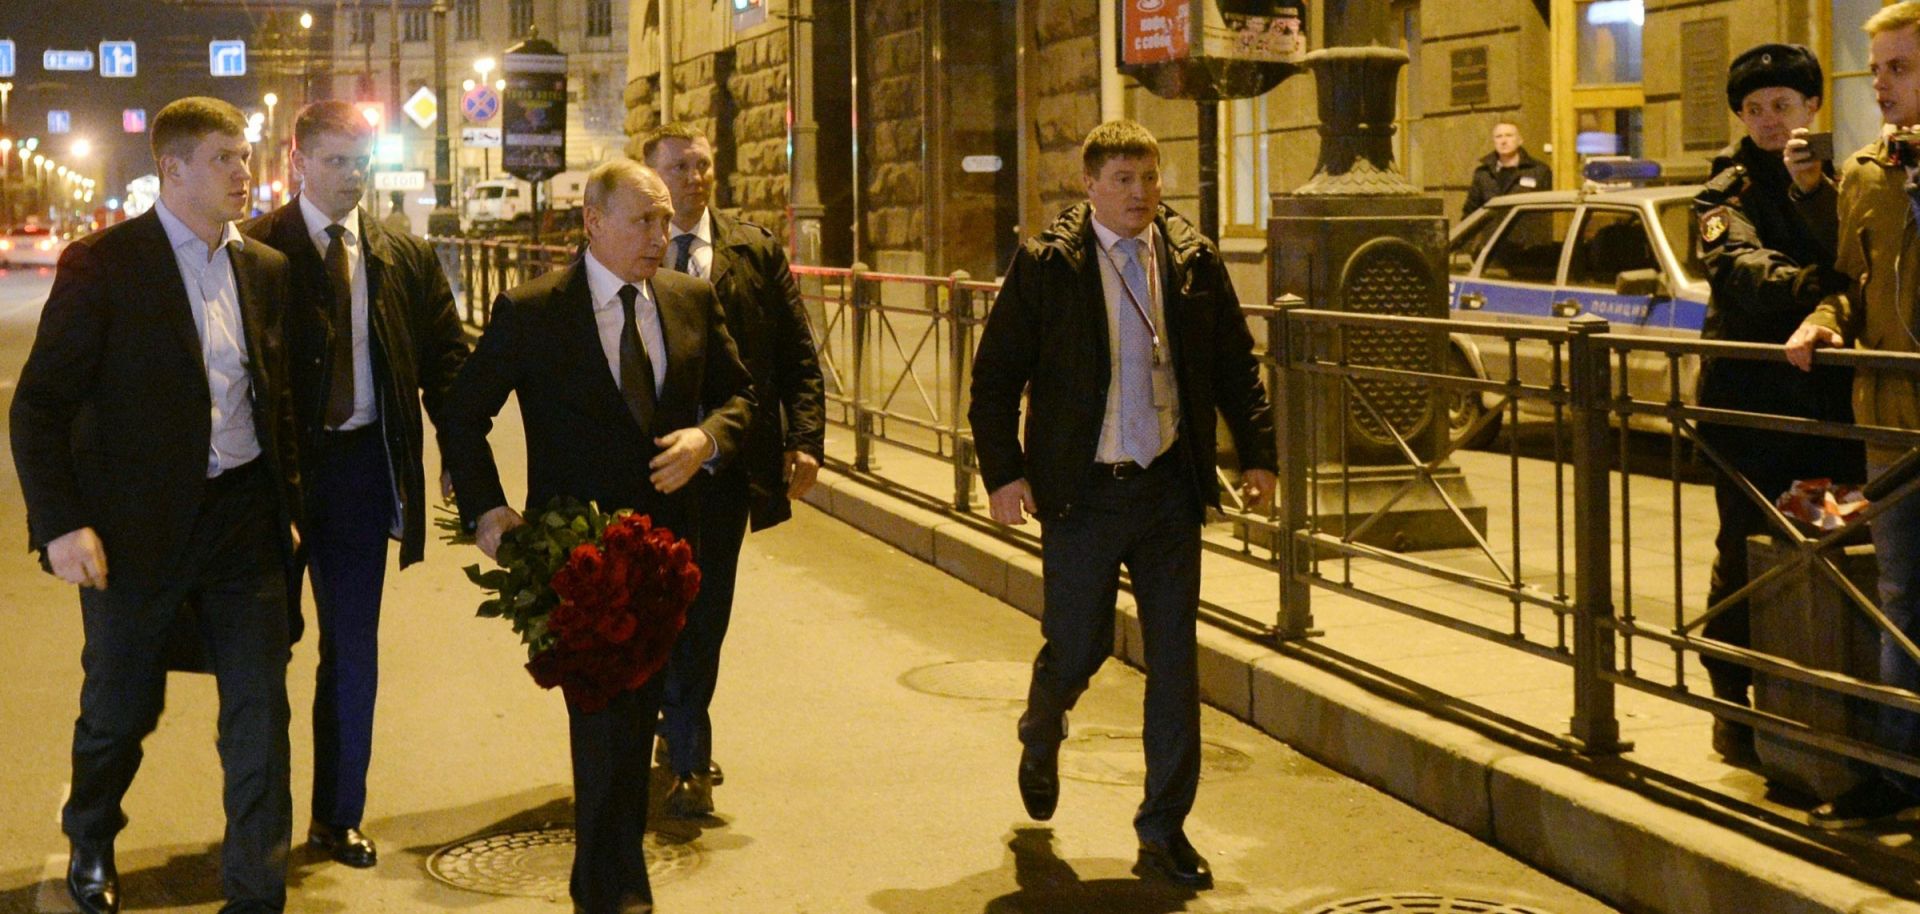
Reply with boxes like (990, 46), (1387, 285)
(1567, 314), (1628, 754)
(850, 262), (873, 473)
(1273, 295), (1315, 641)
(949, 270), (976, 512)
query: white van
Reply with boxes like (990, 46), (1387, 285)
(462, 170), (588, 230)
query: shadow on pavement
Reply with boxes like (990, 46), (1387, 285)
(869, 826), (1283, 914)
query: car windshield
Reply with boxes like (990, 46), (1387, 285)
(475, 186), (502, 199)
(1657, 199), (1706, 286)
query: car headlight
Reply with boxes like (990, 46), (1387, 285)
(0, 239), (11, 251)
(37, 239), (53, 251)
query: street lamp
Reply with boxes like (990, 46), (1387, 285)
(299, 10), (314, 29)
(0, 81), (11, 129)
(70, 138), (90, 161)
(474, 57), (495, 81)
(263, 93), (280, 206)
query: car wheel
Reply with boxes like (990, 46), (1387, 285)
(1446, 346), (1500, 450)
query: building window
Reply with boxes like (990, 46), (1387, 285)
(1575, 0), (1643, 85)
(510, 0), (535, 38)
(350, 9), (376, 46)
(404, 10), (428, 43)
(586, 0), (614, 38)
(1832, 0), (1885, 162)
(456, 0), (479, 40)
(1223, 95), (1269, 234)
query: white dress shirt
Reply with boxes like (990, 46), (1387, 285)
(668, 208), (714, 279)
(1089, 217), (1180, 463)
(154, 199), (262, 477)
(583, 249), (667, 394)
(299, 195), (377, 429)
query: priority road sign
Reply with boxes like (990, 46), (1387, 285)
(209, 40), (246, 77)
(402, 86), (437, 129)
(460, 86), (499, 123)
(99, 41), (136, 78)
(0, 40), (15, 78)
(48, 110), (70, 134)
(43, 49), (93, 72)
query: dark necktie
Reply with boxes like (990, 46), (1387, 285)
(618, 283), (656, 431)
(670, 233), (696, 274)
(323, 223), (356, 428)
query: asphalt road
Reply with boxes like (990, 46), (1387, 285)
(0, 264), (1615, 913)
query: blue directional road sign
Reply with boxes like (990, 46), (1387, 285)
(0, 40), (15, 78)
(99, 41), (136, 78)
(209, 40), (246, 77)
(43, 49), (94, 72)
(48, 110), (70, 134)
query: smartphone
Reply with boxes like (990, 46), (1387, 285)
(1802, 131), (1835, 162)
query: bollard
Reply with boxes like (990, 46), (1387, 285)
(1566, 314), (1628, 754)
(850, 262), (873, 473)
(948, 271), (976, 512)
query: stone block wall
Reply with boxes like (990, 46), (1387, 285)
(621, 74), (662, 160)
(727, 31), (791, 236)
(1026, 0), (1102, 223)
(861, 0), (925, 273)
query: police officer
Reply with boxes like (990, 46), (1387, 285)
(1693, 43), (1863, 763)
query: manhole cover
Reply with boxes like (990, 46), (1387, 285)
(1300, 895), (1559, 914)
(1059, 727), (1254, 785)
(900, 660), (1030, 701)
(426, 827), (701, 897)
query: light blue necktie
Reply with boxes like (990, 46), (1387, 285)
(1113, 237), (1161, 466)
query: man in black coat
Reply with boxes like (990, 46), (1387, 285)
(241, 99), (470, 867)
(640, 122), (827, 817)
(441, 160), (754, 914)
(1693, 43), (1863, 762)
(968, 119), (1275, 891)
(11, 97), (303, 914)
(1462, 121), (1554, 218)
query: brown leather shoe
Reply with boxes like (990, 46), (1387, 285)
(308, 823), (378, 868)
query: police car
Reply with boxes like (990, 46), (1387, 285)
(1446, 164), (1709, 447)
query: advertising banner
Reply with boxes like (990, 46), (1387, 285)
(502, 40), (567, 183)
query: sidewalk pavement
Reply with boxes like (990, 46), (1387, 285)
(0, 401), (1615, 912)
(808, 429), (1920, 914)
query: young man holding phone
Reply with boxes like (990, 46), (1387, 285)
(1692, 42), (1862, 764)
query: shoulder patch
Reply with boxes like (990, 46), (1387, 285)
(1699, 206), (1731, 245)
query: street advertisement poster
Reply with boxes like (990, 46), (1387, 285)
(1205, 0), (1306, 64)
(502, 47), (567, 183)
(1122, 0), (1191, 66)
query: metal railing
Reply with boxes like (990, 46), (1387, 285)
(431, 236), (579, 329)
(1272, 296), (1920, 778)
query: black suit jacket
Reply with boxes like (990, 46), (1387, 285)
(242, 198), (470, 567)
(968, 202), (1275, 521)
(704, 210), (826, 531)
(441, 261), (756, 536)
(11, 208), (302, 590)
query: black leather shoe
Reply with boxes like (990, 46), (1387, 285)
(1712, 718), (1758, 765)
(66, 842), (119, 914)
(708, 759), (724, 786)
(1017, 741), (1060, 821)
(308, 823), (378, 867)
(1810, 779), (1920, 830)
(1134, 832), (1212, 889)
(664, 772), (715, 818)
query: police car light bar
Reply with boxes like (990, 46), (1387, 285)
(1582, 158), (1663, 183)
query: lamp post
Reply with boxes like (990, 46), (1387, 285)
(264, 92), (279, 207)
(0, 82), (11, 129)
(473, 58), (495, 181)
(429, 0), (457, 235)
(0, 138), (12, 227)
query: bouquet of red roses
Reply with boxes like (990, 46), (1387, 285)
(455, 498), (700, 713)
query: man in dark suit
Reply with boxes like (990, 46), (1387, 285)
(968, 119), (1276, 891)
(240, 99), (470, 867)
(640, 122), (826, 817)
(442, 159), (754, 914)
(11, 97), (303, 914)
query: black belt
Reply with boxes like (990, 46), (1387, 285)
(1095, 459), (1151, 480)
(322, 423), (380, 441)
(205, 458), (263, 494)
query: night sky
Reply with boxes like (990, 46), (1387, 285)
(0, 0), (264, 199)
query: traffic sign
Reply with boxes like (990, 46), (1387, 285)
(374, 170), (426, 191)
(43, 49), (94, 72)
(99, 41), (136, 78)
(460, 86), (499, 123)
(461, 126), (501, 148)
(402, 86), (437, 129)
(209, 40), (246, 77)
(48, 110), (70, 134)
(0, 40), (15, 78)
(123, 109), (146, 133)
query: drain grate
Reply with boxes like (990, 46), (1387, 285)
(1058, 726), (1254, 785)
(1300, 895), (1560, 914)
(426, 827), (701, 897)
(900, 660), (1031, 702)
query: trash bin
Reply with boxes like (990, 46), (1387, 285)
(1747, 536), (1879, 801)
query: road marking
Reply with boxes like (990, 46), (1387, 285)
(55, 782), (67, 825)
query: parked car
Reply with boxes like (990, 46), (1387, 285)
(0, 223), (68, 268)
(1445, 183), (1709, 446)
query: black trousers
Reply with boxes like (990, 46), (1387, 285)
(568, 678), (666, 913)
(64, 460), (293, 913)
(1020, 457), (1203, 842)
(660, 475), (751, 776)
(303, 425), (395, 831)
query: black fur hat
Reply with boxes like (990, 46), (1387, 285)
(1727, 43), (1823, 112)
